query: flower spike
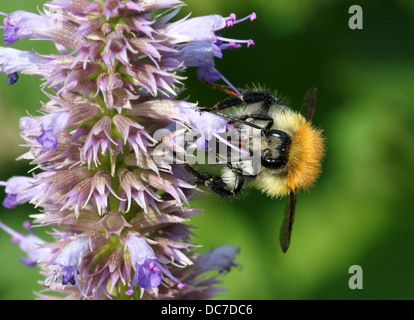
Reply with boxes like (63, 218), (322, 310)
(0, 0), (247, 300)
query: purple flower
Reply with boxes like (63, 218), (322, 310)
(81, 116), (118, 168)
(84, 170), (124, 215)
(45, 0), (92, 14)
(7, 72), (18, 85)
(113, 115), (156, 158)
(124, 232), (185, 294)
(57, 170), (122, 217)
(0, 176), (41, 209)
(58, 176), (93, 217)
(0, 10), (51, 45)
(20, 111), (70, 152)
(0, 220), (50, 266)
(124, 0), (184, 13)
(0, 0), (246, 300)
(102, 30), (136, 67)
(140, 170), (194, 207)
(0, 47), (49, 84)
(103, 0), (125, 20)
(177, 105), (228, 149)
(177, 245), (240, 299)
(166, 12), (256, 93)
(195, 245), (240, 271)
(118, 168), (161, 214)
(164, 14), (227, 43)
(30, 168), (89, 207)
(44, 235), (90, 298)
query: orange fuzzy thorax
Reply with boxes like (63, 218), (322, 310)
(287, 120), (324, 192)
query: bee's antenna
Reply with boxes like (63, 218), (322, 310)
(209, 110), (263, 130)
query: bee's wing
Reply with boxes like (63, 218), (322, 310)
(279, 191), (297, 253)
(302, 86), (317, 122)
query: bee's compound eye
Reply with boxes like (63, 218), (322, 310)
(261, 156), (286, 168)
(268, 130), (289, 140)
(261, 129), (292, 169)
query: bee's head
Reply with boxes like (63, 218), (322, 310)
(261, 130), (291, 168)
(261, 110), (324, 194)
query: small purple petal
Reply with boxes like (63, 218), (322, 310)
(136, 259), (162, 289)
(178, 105), (228, 144)
(196, 245), (240, 271)
(0, 220), (50, 266)
(0, 176), (40, 208)
(2, 10), (51, 45)
(165, 14), (226, 43)
(21, 111), (70, 151)
(197, 66), (221, 82)
(3, 25), (19, 45)
(2, 193), (17, 209)
(20, 257), (37, 267)
(36, 129), (58, 151)
(176, 41), (216, 69)
(0, 47), (49, 76)
(44, 236), (90, 298)
(54, 236), (90, 268)
(7, 72), (18, 85)
(125, 233), (185, 293)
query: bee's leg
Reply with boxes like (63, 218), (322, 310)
(239, 113), (274, 131)
(202, 80), (240, 97)
(184, 163), (235, 198)
(212, 96), (244, 111)
(233, 173), (245, 195)
(210, 111), (263, 130)
(242, 91), (278, 104)
(242, 91), (280, 114)
(203, 81), (243, 110)
(231, 168), (246, 195)
(203, 82), (278, 107)
(212, 90), (278, 112)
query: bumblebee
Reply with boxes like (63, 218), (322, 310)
(184, 85), (324, 252)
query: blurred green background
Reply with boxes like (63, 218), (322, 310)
(1, 0), (414, 300)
